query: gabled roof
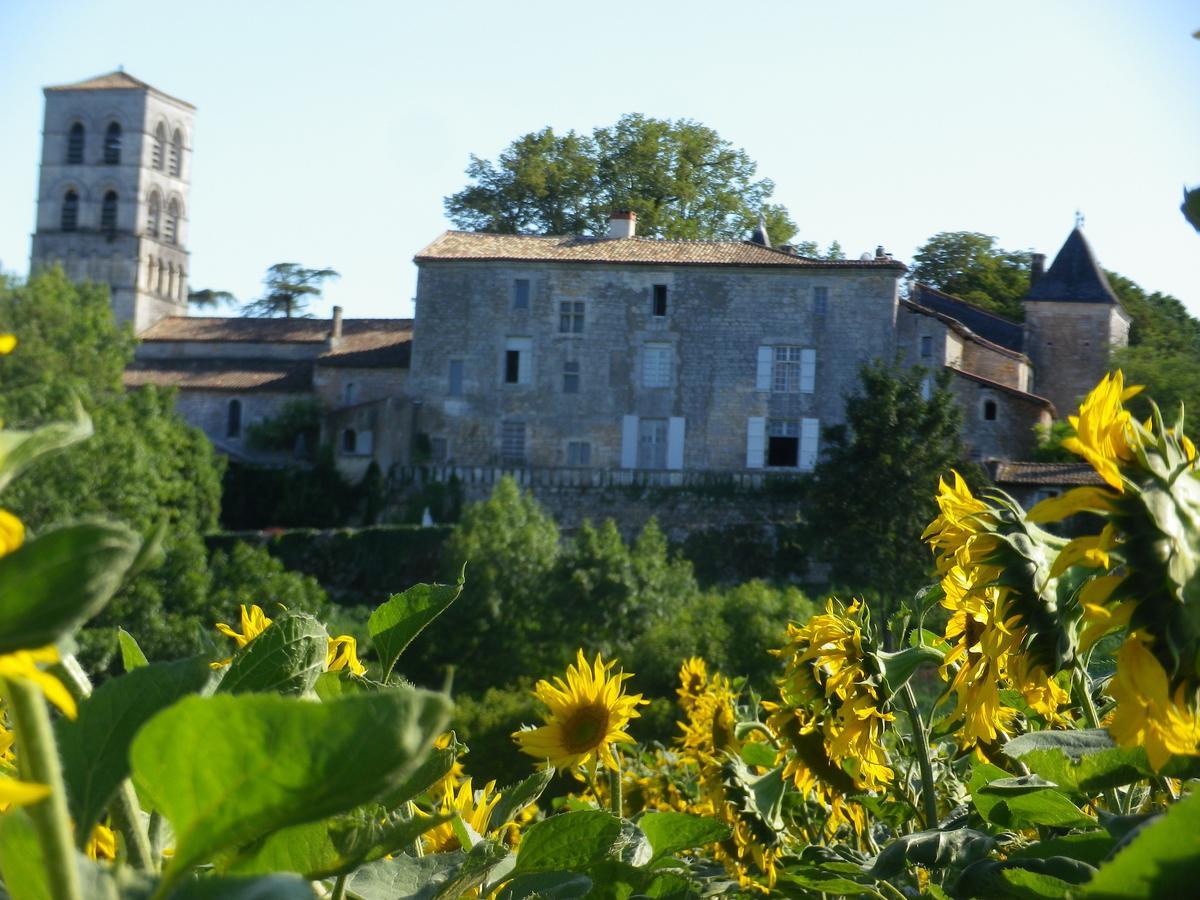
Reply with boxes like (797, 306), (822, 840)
(140, 316), (411, 347)
(416, 231), (906, 270)
(990, 460), (1103, 487)
(908, 284), (1024, 352)
(45, 70), (195, 109)
(1024, 228), (1120, 305)
(123, 360), (311, 393)
(948, 367), (1055, 413)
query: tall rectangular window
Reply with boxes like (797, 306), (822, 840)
(504, 337), (531, 385)
(513, 278), (530, 311)
(500, 422), (526, 465)
(559, 300), (585, 333)
(448, 359), (464, 396)
(567, 440), (591, 466)
(813, 286), (828, 315)
(563, 359), (580, 394)
(643, 343), (672, 388)
(652, 284), (668, 317)
(637, 418), (668, 469)
(920, 335), (933, 358)
(772, 346), (815, 394)
(766, 419), (799, 467)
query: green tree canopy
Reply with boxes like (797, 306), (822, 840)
(445, 114), (799, 244)
(802, 362), (974, 622)
(241, 263), (339, 318)
(909, 231), (1033, 319)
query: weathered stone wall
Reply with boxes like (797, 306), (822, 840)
(947, 376), (1050, 461)
(409, 260), (901, 472)
(173, 389), (303, 455)
(960, 341), (1029, 392)
(1024, 301), (1131, 415)
(314, 366), (408, 409)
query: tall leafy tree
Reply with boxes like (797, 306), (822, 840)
(445, 114), (798, 243)
(910, 231), (1032, 319)
(241, 263), (339, 318)
(802, 362), (973, 625)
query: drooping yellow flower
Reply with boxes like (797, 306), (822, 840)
(0, 335), (15, 355)
(1107, 633), (1200, 771)
(1078, 591), (1132, 653)
(421, 777), (502, 855)
(326, 635), (366, 676)
(1026, 485), (1117, 524)
(1050, 523), (1118, 578)
(676, 657), (708, 713)
(513, 650), (646, 772)
(1061, 371), (1142, 491)
(212, 604), (273, 667)
(676, 668), (738, 767)
(0, 774), (50, 811)
(922, 471), (996, 569)
(0, 510), (24, 557)
(0, 647), (76, 719)
(85, 822), (117, 861)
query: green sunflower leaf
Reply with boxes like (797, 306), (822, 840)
(369, 578), (464, 681)
(970, 763), (1095, 829)
(216, 611), (328, 696)
(1003, 729), (1153, 793)
(637, 811), (728, 863)
(1082, 789), (1200, 897)
(512, 809), (626, 875)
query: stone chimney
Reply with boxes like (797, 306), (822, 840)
(329, 306), (343, 346)
(607, 211), (637, 239)
(1030, 253), (1046, 287)
(875, 245), (890, 260)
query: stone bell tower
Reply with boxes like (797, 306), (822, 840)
(30, 70), (194, 334)
(1022, 226), (1131, 415)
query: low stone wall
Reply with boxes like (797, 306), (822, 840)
(391, 465), (808, 541)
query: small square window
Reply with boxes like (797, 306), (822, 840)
(813, 286), (828, 315)
(563, 360), (580, 394)
(567, 440), (591, 466)
(513, 279), (530, 311)
(652, 284), (668, 317)
(500, 422), (526, 465)
(448, 359), (464, 396)
(559, 300), (585, 333)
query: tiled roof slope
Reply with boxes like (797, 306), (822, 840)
(1024, 228), (1120, 305)
(416, 231), (907, 270)
(991, 461), (1103, 487)
(123, 361), (311, 392)
(910, 284), (1024, 352)
(44, 70), (194, 109)
(949, 367), (1055, 413)
(142, 316), (411, 348)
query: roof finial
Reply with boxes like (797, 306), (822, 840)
(1074, 209), (1085, 229)
(750, 212), (771, 248)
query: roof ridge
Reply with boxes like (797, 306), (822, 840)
(913, 283), (1022, 325)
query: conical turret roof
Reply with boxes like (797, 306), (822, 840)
(1024, 228), (1119, 305)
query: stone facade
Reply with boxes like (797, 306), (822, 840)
(30, 71), (193, 333)
(1025, 300), (1130, 416)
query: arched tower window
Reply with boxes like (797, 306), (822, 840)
(104, 122), (122, 165)
(164, 199), (179, 245)
(66, 123), (85, 164)
(100, 191), (118, 233)
(342, 429), (357, 454)
(169, 129), (182, 177)
(983, 399), (998, 421)
(152, 123), (166, 170)
(147, 192), (161, 238)
(226, 399), (242, 438)
(61, 190), (79, 231)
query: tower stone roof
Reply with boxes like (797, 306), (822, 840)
(45, 70), (195, 109)
(1024, 228), (1120, 305)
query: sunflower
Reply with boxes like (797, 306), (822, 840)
(677, 669), (738, 767)
(85, 822), (117, 861)
(212, 604), (273, 668)
(1107, 632), (1200, 771)
(325, 635), (366, 676)
(1061, 370), (1142, 491)
(676, 657), (709, 713)
(513, 650), (646, 773)
(422, 777), (502, 855)
(0, 509), (24, 557)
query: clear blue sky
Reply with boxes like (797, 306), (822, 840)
(1, 1), (1197, 320)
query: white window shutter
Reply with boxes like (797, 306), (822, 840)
(801, 348), (816, 394)
(755, 346), (773, 391)
(667, 417), (685, 470)
(746, 417), (765, 469)
(620, 415), (639, 469)
(800, 418), (820, 471)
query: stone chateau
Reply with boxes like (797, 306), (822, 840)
(29, 72), (1123, 513)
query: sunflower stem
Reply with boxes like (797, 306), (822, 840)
(331, 874), (348, 900)
(900, 683), (938, 829)
(609, 750), (624, 818)
(1072, 662), (1121, 811)
(2, 676), (83, 900)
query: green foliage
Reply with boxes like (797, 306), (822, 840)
(451, 685), (544, 787)
(369, 580), (463, 681)
(445, 114), (798, 244)
(802, 362), (973, 618)
(244, 398), (322, 457)
(240, 263), (338, 319)
(910, 231), (1033, 319)
(215, 612), (329, 696)
(1082, 789), (1200, 897)
(1033, 419), (1076, 462)
(220, 452), (359, 529)
(207, 542), (329, 621)
(1184, 185), (1200, 232)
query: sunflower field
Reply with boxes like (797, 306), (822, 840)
(1, 344), (1199, 898)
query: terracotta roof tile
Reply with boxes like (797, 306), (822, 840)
(415, 231), (907, 270)
(123, 360), (311, 392)
(44, 70), (194, 109)
(992, 461), (1103, 486)
(140, 316), (411, 346)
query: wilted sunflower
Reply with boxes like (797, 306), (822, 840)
(1107, 632), (1200, 771)
(325, 635), (366, 676)
(513, 650), (646, 773)
(1060, 370), (1142, 491)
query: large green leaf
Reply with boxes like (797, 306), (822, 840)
(1007, 831), (1115, 867)
(970, 764), (1095, 829)
(167, 874), (316, 899)
(222, 805), (448, 878)
(953, 857), (1095, 899)
(0, 401), (92, 494)
(778, 864), (879, 896)
(0, 809), (51, 900)
(1003, 729), (1152, 793)
(867, 828), (997, 879)
(347, 853), (467, 900)
(368, 580), (463, 680)
(637, 811), (728, 863)
(216, 612), (328, 696)
(876, 645), (943, 694)
(491, 768), (553, 833)
(56, 656), (215, 838)
(0, 521), (141, 653)
(130, 689), (452, 891)
(1083, 789), (1200, 897)
(495, 871), (593, 900)
(512, 810), (627, 875)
